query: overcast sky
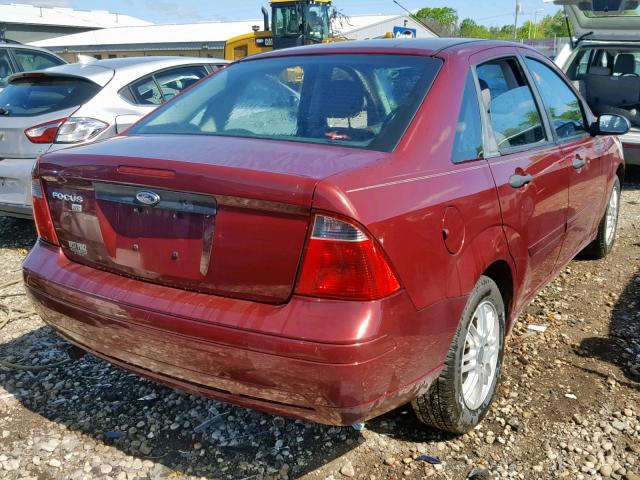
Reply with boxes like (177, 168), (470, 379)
(3, 0), (561, 26)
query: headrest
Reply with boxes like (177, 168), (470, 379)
(590, 66), (612, 76)
(321, 79), (366, 119)
(614, 53), (636, 75)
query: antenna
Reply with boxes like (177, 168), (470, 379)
(391, 0), (434, 32)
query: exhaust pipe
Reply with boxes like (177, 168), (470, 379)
(261, 6), (270, 31)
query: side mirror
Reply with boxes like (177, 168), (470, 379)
(592, 114), (631, 136)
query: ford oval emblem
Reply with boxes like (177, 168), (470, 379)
(136, 190), (161, 206)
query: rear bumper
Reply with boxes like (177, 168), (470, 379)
(622, 143), (640, 166)
(0, 157), (36, 218)
(622, 129), (640, 166)
(23, 241), (465, 425)
(0, 201), (32, 219)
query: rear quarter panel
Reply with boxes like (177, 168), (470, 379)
(313, 47), (513, 370)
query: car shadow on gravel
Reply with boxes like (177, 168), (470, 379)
(575, 270), (640, 388)
(572, 168), (640, 387)
(0, 325), (365, 479)
(623, 165), (640, 190)
(0, 217), (37, 249)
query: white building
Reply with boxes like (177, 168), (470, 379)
(333, 14), (436, 41)
(31, 14), (437, 61)
(0, 3), (150, 43)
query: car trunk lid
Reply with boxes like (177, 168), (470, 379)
(38, 134), (387, 304)
(551, 0), (640, 42)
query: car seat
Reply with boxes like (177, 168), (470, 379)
(305, 78), (371, 141)
(585, 62), (640, 127)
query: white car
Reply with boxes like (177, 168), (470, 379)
(0, 38), (66, 91)
(552, 0), (640, 166)
(0, 56), (228, 219)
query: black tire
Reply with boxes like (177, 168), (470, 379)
(584, 176), (621, 259)
(412, 276), (505, 434)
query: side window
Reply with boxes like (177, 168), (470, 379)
(206, 63), (224, 73)
(476, 58), (546, 152)
(12, 49), (62, 71)
(525, 58), (588, 140)
(575, 50), (592, 76)
(452, 72), (484, 163)
(129, 75), (163, 105)
(153, 66), (207, 101)
(0, 49), (15, 88)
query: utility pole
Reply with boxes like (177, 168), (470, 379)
(514, 1), (522, 40)
(532, 9), (543, 39)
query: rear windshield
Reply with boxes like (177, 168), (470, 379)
(0, 76), (101, 117)
(129, 54), (442, 152)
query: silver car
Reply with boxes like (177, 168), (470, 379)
(0, 56), (228, 218)
(1, 38), (66, 91)
(552, 0), (640, 166)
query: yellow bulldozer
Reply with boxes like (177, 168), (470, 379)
(224, 0), (335, 61)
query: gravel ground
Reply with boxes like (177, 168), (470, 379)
(0, 170), (639, 480)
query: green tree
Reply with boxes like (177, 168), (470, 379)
(538, 11), (570, 37)
(415, 7), (459, 35)
(459, 18), (490, 38)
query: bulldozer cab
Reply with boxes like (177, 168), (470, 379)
(224, 0), (332, 61)
(272, 0), (332, 49)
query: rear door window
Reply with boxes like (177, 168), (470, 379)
(12, 48), (62, 71)
(154, 65), (207, 101)
(476, 58), (546, 152)
(525, 57), (588, 141)
(452, 72), (484, 163)
(0, 49), (15, 88)
(0, 76), (101, 117)
(129, 75), (163, 105)
(124, 66), (209, 106)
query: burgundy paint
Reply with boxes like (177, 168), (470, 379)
(24, 40), (624, 426)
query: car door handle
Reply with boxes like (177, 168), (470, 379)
(509, 174), (533, 189)
(573, 157), (587, 169)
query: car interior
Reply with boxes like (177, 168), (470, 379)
(477, 58), (546, 150)
(567, 48), (640, 128)
(0, 51), (13, 87)
(136, 57), (439, 152)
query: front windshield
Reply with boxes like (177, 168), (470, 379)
(129, 55), (442, 152)
(273, 4), (303, 36)
(305, 5), (330, 41)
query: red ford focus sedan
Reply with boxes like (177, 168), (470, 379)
(24, 39), (629, 433)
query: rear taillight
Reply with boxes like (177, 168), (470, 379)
(25, 117), (107, 144)
(295, 214), (400, 301)
(25, 118), (66, 144)
(31, 164), (59, 246)
(55, 117), (108, 143)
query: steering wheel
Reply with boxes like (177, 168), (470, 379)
(621, 73), (640, 77)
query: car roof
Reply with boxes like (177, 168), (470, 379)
(247, 38), (522, 61)
(12, 56), (227, 87)
(0, 42), (62, 54)
(75, 55), (227, 70)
